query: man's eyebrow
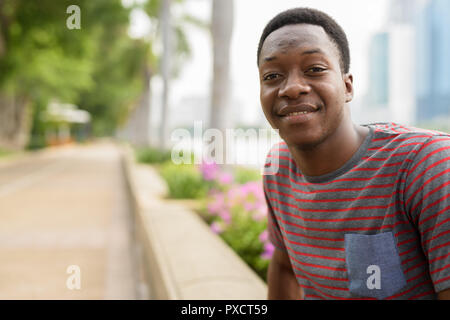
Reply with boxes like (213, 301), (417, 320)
(301, 48), (325, 55)
(263, 56), (277, 62)
(262, 49), (325, 62)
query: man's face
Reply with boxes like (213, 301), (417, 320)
(258, 24), (353, 149)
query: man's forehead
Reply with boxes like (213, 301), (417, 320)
(261, 24), (333, 57)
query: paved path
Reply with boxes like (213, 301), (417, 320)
(0, 142), (141, 299)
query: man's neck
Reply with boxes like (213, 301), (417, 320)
(287, 121), (370, 178)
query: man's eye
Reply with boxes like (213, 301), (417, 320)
(263, 74), (280, 81)
(307, 67), (326, 73)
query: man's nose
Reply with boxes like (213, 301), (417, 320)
(278, 73), (311, 99)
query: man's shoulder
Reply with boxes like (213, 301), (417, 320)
(367, 122), (450, 148)
(265, 140), (290, 158)
(263, 141), (295, 180)
(368, 122), (449, 138)
(263, 123), (449, 159)
(367, 123), (450, 173)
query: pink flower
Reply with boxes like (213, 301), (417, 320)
(199, 161), (219, 181)
(239, 183), (252, 195)
(259, 230), (269, 243)
(252, 212), (265, 221)
(261, 242), (275, 260)
(252, 207), (267, 221)
(219, 209), (231, 224)
(227, 186), (242, 204)
(210, 222), (223, 234)
(207, 193), (225, 215)
(207, 203), (217, 215)
(253, 203), (267, 219)
(244, 201), (255, 211)
(218, 172), (233, 185)
(239, 181), (264, 200)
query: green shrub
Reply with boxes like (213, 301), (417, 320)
(233, 166), (262, 184)
(135, 147), (172, 164)
(204, 180), (271, 282)
(26, 136), (47, 150)
(220, 213), (270, 281)
(159, 162), (208, 199)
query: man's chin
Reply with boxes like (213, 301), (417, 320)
(281, 134), (324, 151)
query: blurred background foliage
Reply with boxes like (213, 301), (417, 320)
(0, 0), (142, 145)
(0, 0), (198, 150)
(159, 162), (209, 199)
(136, 145), (173, 164)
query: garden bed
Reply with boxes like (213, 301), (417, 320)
(135, 146), (273, 282)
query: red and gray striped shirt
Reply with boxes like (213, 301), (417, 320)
(264, 122), (450, 300)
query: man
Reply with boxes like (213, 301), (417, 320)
(258, 8), (450, 300)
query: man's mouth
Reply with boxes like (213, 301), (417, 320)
(282, 111), (314, 117)
(277, 103), (319, 117)
(276, 104), (320, 125)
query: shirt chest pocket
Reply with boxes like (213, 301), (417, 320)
(345, 232), (407, 299)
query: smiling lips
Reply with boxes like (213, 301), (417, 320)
(278, 104), (319, 117)
(286, 111), (310, 116)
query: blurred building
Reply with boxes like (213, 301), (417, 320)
(362, 0), (419, 125)
(170, 95), (210, 131)
(43, 101), (91, 145)
(169, 94), (245, 131)
(416, 0), (450, 123)
(388, 24), (416, 125)
(363, 0), (450, 126)
(366, 32), (389, 108)
(389, 0), (419, 23)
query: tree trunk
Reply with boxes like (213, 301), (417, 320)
(0, 92), (31, 150)
(140, 67), (152, 146)
(0, 0), (5, 57)
(0, 0), (13, 58)
(0, 1), (29, 150)
(159, 0), (172, 150)
(0, 17), (6, 58)
(210, 0), (234, 162)
(119, 66), (152, 147)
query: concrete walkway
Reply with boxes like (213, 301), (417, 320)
(0, 142), (141, 299)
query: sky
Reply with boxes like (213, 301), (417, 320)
(128, 0), (390, 126)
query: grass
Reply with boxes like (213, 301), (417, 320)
(0, 148), (15, 158)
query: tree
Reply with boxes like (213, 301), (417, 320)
(159, 0), (172, 150)
(0, 0), (202, 149)
(0, 0), (95, 149)
(0, 0), (150, 148)
(121, 0), (205, 148)
(210, 0), (234, 160)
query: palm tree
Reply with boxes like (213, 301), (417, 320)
(159, 0), (172, 150)
(210, 0), (234, 160)
(121, 0), (206, 148)
(157, 0), (205, 149)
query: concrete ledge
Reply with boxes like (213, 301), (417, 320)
(120, 146), (268, 300)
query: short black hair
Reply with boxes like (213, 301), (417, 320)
(257, 7), (350, 73)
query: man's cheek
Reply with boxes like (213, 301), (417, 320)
(263, 113), (278, 130)
(260, 103), (273, 119)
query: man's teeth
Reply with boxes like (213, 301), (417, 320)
(287, 111), (309, 116)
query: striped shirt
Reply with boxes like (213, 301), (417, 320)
(264, 122), (450, 300)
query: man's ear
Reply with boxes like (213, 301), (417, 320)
(343, 73), (354, 103)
